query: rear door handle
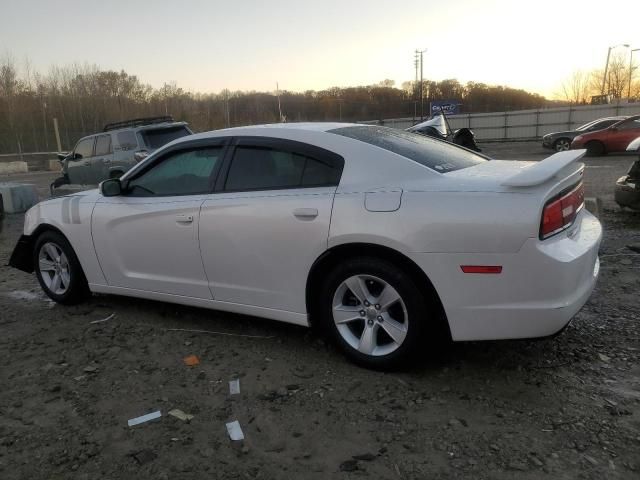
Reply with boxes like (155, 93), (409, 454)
(293, 208), (318, 219)
(176, 214), (194, 224)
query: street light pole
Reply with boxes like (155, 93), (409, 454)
(602, 44), (630, 95)
(629, 48), (640, 100)
(418, 48), (427, 121)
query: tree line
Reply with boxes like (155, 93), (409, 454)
(1, 57), (553, 154)
(560, 51), (640, 104)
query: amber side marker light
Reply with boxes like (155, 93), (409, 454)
(460, 265), (503, 274)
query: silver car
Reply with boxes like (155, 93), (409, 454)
(58, 116), (192, 185)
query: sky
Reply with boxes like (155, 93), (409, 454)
(1, 0), (639, 98)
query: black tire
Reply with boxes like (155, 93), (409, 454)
(317, 256), (433, 369)
(585, 140), (606, 156)
(33, 230), (90, 305)
(553, 138), (572, 152)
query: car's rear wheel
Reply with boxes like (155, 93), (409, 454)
(585, 140), (606, 156)
(553, 138), (571, 152)
(318, 257), (429, 369)
(34, 231), (89, 305)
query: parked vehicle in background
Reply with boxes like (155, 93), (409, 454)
(615, 136), (640, 210)
(11, 123), (601, 369)
(542, 116), (627, 152)
(571, 115), (640, 155)
(52, 116), (192, 187)
(406, 113), (482, 152)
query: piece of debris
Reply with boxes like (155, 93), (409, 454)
(183, 355), (200, 367)
(166, 328), (274, 339)
(90, 313), (115, 324)
(353, 453), (376, 461)
(339, 460), (359, 472)
(627, 244), (640, 254)
(598, 353), (611, 362)
(168, 409), (194, 422)
(83, 365), (98, 374)
(229, 379), (240, 395)
(128, 410), (162, 427)
(132, 449), (157, 465)
(226, 420), (244, 441)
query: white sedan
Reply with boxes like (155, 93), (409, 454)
(10, 124), (602, 368)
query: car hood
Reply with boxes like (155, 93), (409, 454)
(544, 130), (579, 139)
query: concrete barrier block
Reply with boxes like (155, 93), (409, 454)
(48, 159), (62, 172)
(0, 183), (39, 213)
(0, 161), (28, 174)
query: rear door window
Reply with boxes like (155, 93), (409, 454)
(140, 126), (191, 149)
(94, 134), (112, 156)
(329, 125), (486, 172)
(224, 146), (342, 191)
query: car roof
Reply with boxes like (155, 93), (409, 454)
(187, 122), (362, 141)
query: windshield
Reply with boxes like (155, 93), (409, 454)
(329, 125), (486, 173)
(575, 119), (616, 131)
(140, 125), (191, 149)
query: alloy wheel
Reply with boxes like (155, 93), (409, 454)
(555, 139), (571, 152)
(38, 242), (71, 295)
(332, 274), (408, 356)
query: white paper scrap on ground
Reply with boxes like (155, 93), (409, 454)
(168, 409), (194, 422)
(90, 313), (115, 324)
(128, 410), (161, 427)
(229, 379), (240, 395)
(226, 420), (244, 441)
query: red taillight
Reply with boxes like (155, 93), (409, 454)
(540, 182), (584, 239)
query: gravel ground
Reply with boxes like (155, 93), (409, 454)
(0, 145), (639, 479)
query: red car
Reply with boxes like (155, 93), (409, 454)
(571, 115), (640, 155)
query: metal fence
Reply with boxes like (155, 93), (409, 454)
(366, 101), (640, 141)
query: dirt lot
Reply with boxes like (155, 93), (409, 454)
(1, 144), (639, 479)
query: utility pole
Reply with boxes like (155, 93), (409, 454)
(414, 50), (419, 122)
(276, 82), (283, 122)
(629, 48), (639, 100)
(417, 48), (427, 121)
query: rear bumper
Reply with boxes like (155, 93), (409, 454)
(8, 235), (34, 273)
(409, 210), (602, 341)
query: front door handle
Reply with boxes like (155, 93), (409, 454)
(293, 208), (318, 219)
(176, 214), (194, 224)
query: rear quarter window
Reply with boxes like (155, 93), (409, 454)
(141, 126), (191, 149)
(329, 125), (486, 172)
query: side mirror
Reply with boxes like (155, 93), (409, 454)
(73, 153), (83, 160)
(100, 178), (122, 197)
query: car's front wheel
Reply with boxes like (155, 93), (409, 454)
(34, 231), (90, 304)
(554, 138), (571, 152)
(319, 257), (429, 369)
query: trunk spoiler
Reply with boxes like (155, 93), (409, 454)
(501, 149), (586, 187)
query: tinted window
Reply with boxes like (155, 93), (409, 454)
(95, 135), (112, 156)
(330, 126), (485, 172)
(141, 126), (191, 149)
(618, 119), (640, 130)
(74, 137), (94, 159)
(127, 147), (222, 196)
(225, 146), (341, 191)
(117, 131), (138, 150)
(589, 120), (617, 130)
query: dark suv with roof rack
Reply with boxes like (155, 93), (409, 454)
(53, 116), (192, 187)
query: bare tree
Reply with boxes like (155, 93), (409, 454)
(561, 70), (592, 104)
